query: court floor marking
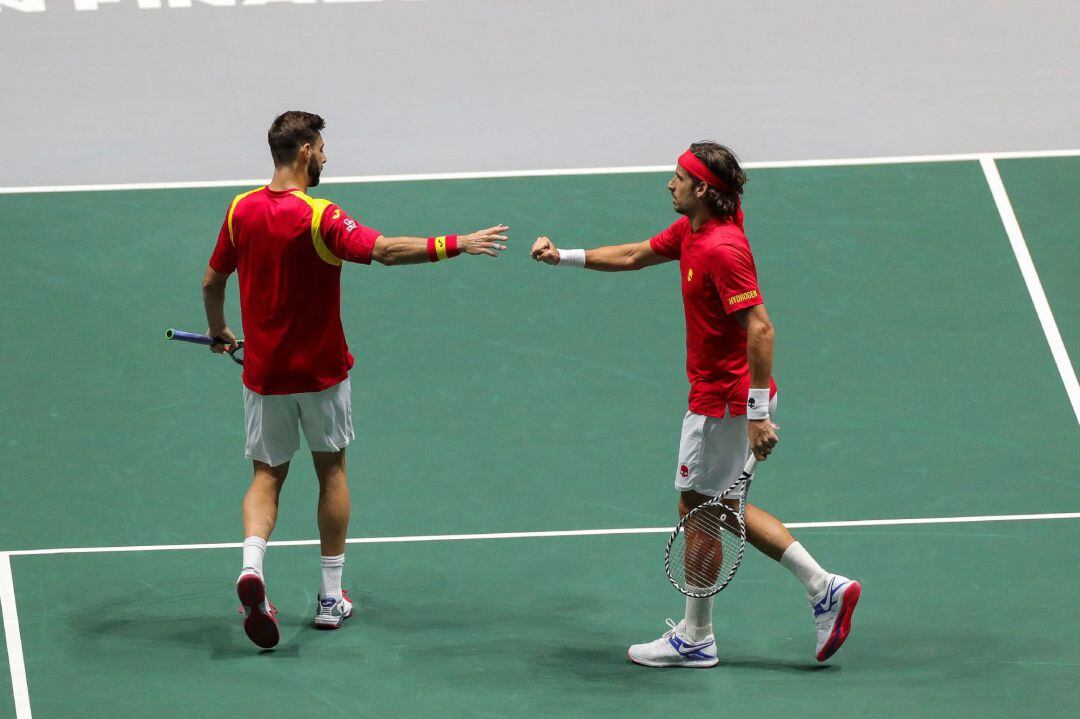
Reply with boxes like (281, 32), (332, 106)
(1, 148), (1079, 195)
(1, 511), (1077, 719)
(0, 554), (30, 719)
(980, 157), (1080, 426)
(3, 511), (1078, 557)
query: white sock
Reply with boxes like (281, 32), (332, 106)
(683, 589), (714, 642)
(780, 541), (829, 597)
(242, 536), (267, 578)
(320, 554), (345, 599)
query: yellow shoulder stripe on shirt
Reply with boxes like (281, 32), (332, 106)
(289, 190), (341, 266)
(226, 186), (266, 246)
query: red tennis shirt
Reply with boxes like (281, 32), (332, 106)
(650, 214), (778, 418)
(208, 187), (382, 395)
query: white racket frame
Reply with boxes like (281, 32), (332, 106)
(664, 454), (757, 598)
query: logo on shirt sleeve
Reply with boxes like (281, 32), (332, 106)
(686, 268), (694, 283)
(343, 218), (358, 233)
(332, 209), (341, 221)
(727, 289), (759, 305)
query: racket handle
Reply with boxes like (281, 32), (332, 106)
(742, 454), (757, 477)
(165, 328), (216, 345)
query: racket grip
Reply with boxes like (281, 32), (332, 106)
(165, 329), (215, 346)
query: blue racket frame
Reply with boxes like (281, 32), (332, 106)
(165, 328), (244, 365)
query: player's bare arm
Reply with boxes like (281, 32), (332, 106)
(202, 265), (239, 352)
(372, 225), (509, 265)
(529, 236), (672, 271)
(736, 303), (778, 460)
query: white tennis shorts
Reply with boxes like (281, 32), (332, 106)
(674, 394), (778, 498)
(242, 378), (354, 467)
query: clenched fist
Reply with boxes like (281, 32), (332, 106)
(531, 236), (560, 264)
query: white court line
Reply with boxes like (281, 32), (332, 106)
(1, 148), (1080, 195)
(0, 553), (32, 719)
(980, 158), (1080, 426)
(4, 512), (1078, 557)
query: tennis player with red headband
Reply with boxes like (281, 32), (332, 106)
(531, 142), (860, 667)
(204, 111), (508, 649)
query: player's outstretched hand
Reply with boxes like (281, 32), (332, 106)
(531, 236), (560, 264)
(749, 420), (779, 461)
(461, 225), (509, 257)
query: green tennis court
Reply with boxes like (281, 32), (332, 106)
(1, 157), (1077, 718)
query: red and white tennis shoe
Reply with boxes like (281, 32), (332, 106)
(236, 570), (280, 649)
(811, 574), (861, 661)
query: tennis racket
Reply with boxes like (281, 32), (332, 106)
(664, 454), (756, 598)
(165, 328), (244, 365)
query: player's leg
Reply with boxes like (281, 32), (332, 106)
(299, 379), (355, 629)
(237, 389), (301, 649)
(628, 412), (722, 669)
(311, 450), (351, 627)
(678, 488), (723, 641)
(744, 393), (861, 660)
(237, 462), (289, 648)
(746, 502), (861, 661)
(312, 449), (349, 557)
(242, 460), (292, 571)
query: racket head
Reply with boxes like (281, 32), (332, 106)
(664, 454), (758, 597)
(226, 340), (244, 365)
(665, 492), (748, 598)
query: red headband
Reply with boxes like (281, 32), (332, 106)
(678, 149), (731, 193)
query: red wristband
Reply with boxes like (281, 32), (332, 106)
(428, 235), (460, 261)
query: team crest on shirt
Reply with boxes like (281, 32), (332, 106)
(686, 268), (694, 283)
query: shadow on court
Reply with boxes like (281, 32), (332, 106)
(62, 582), (320, 660)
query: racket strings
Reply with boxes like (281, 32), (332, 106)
(666, 497), (747, 596)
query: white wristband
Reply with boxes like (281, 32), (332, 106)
(557, 248), (586, 268)
(747, 388), (770, 420)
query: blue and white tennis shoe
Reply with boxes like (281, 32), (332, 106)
(811, 574), (861, 661)
(314, 590), (353, 629)
(627, 619), (718, 668)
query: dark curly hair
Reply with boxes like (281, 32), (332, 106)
(688, 142), (746, 218)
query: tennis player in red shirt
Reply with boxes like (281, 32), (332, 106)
(531, 142), (860, 667)
(203, 111), (508, 649)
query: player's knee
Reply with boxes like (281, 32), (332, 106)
(679, 489), (712, 515)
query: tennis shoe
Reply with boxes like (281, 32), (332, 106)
(314, 590), (353, 629)
(236, 569), (280, 649)
(627, 619), (718, 668)
(811, 574), (861, 661)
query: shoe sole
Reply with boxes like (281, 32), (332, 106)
(237, 574), (280, 649)
(816, 580), (861, 662)
(626, 649), (718, 669)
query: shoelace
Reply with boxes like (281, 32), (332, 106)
(661, 618), (679, 638)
